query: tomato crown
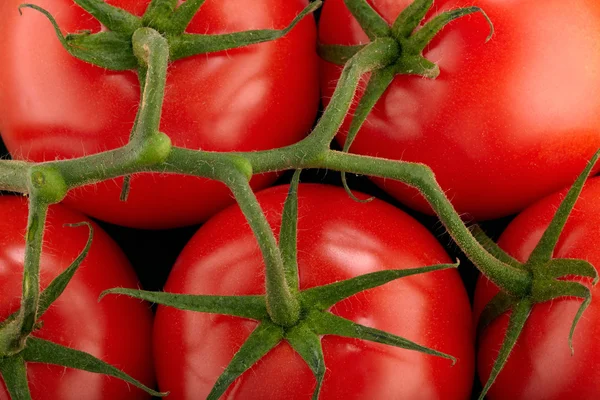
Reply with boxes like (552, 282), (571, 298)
(0, 222), (164, 398)
(471, 150), (600, 399)
(19, 0), (321, 71)
(102, 171), (460, 399)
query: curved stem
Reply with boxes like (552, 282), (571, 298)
(226, 173), (300, 327)
(235, 38), (400, 172)
(131, 28), (169, 143)
(17, 195), (49, 340)
(318, 151), (532, 296)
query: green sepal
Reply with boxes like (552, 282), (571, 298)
(531, 280), (591, 355)
(411, 7), (494, 54)
(285, 324), (325, 400)
(100, 288), (269, 320)
(545, 258), (598, 284)
(317, 43), (366, 66)
(343, 0), (390, 40)
(470, 225), (523, 270)
(279, 170), (302, 293)
(527, 150), (600, 264)
(308, 310), (456, 365)
(0, 355), (31, 400)
(476, 291), (516, 336)
(19, 4), (137, 71)
(37, 222), (93, 319)
(21, 337), (166, 397)
(169, 1), (322, 61)
(340, 66), (395, 202)
(73, 0), (141, 35)
(16, 199), (49, 344)
(392, 0), (433, 40)
(301, 262), (458, 311)
(168, 0), (207, 36)
(394, 55), (439, 78)
(479, 300), (532, 400)
(207, 322), (284, 400)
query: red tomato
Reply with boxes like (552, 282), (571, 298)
(319, 0), (600, 220)
(0, 198), (154, 400)
(474, 177), (600, 399)
(153, 184), (474, 399)
(0, 0), (319, 229)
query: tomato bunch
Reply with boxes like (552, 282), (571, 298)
(0, 0), (599, 399)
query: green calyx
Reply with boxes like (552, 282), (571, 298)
(102, 171), (459, 398)
(319, 0), (494, 217)
(0, 223), (165, 398)
(473, 150), (600, 400)
(20, 0), (322, 71)
(319, 0), (493, 78)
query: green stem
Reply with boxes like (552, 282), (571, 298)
(131, 28), (169, 144)
(236, 38), (400, 172)
(318, 151), (532, 296)
(0, 161), (29, 194)
(226, 174), (300, 327)
(121, 65), (148, 201)
(17, 195), (49, 341)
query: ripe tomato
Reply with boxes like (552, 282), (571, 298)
(474, 177), (600, 399)
(0, 198), (154, 399)
(319, 0), (600, 220)
(153, 184), (473, 399)
(0, 0), (319, 229)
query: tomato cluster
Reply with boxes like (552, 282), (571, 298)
(0, 0), (599, 399)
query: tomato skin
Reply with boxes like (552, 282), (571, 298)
(319, 0), (600, 220)
(153, 184), (474, 399)
(474, 177), (600, 399)
(0, 0), (319, 229)
(0, 198), (154, 400)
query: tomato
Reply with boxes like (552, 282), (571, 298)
(0, 198), (154, 399)
(319, 0), (600, 220)
(153, 184), (473, 399)
(0, 0), (319, 229)
(474, 177), (600, 399)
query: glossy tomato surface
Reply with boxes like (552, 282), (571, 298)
(154, 184), (474, 399)
(0, 198), (154, 400)
(319, 0), (600, 220)
(474, 177), (600, 399)
(0, 0), (319, 229)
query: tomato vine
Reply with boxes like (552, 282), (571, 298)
(0, 0), (597, 398)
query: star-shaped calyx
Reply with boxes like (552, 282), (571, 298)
(0, 222), (164, 399)
(318, 0), (494, 200)
(102, 170), (460, 399)
(19, 0), (322, 71)
(471, 150), (600, 399)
